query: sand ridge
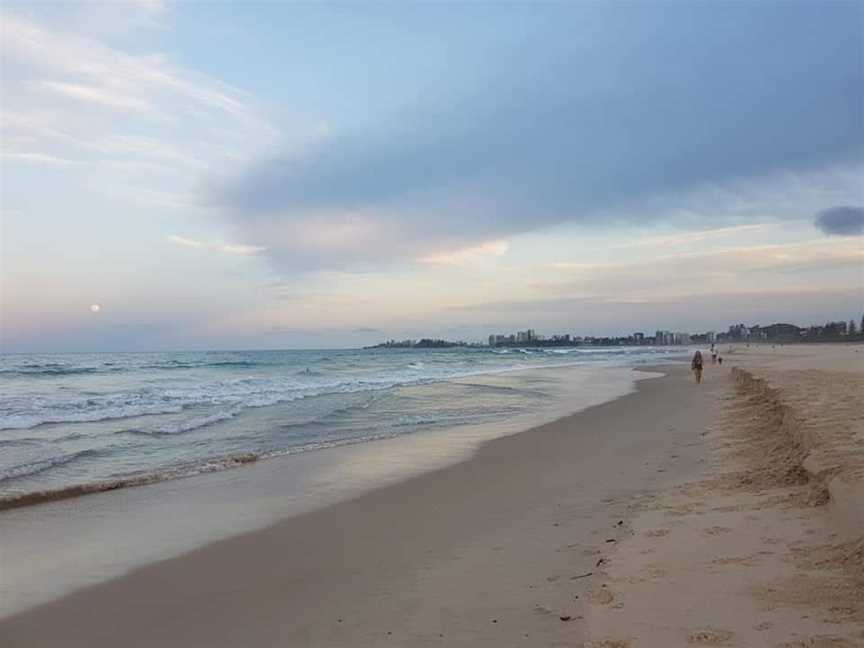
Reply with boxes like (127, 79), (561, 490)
(585, 345), (864, 648)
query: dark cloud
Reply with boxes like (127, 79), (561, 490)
(213, 2), (863, 270)
(815, 206), (864, 236)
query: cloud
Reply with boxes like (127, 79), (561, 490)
(419, 240), (509, 265)
(815, 206), (864, 236)
(211, 3), (863, 271)
(0, 11), (275, 186)
(352, 327), (383, 334)
(35, 80), (154, 112)
(536, 238), (863, 301)
(168, 235), (265, 256)
(447, 288), (863, 337)
(611, 224), (776, 251)
(129, 0), (166, 13)
(0, 151), (74, 166)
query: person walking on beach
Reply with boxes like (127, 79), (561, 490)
(691, 350), (704, 384)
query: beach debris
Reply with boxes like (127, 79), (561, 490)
(616, 520), (624, 526)
(596, 558), (607, 566)
(559, 615), (572, 622)
(491, 619), (498, 623)
(570, 572), (593, 580)
(605, 538), (616, 543)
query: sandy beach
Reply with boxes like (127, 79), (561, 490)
(2, 346), (861, 647)
(585, 344), (863, 647)
(2, 363), (711, 647)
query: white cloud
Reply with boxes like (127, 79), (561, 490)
(168, 235), (266, 256)
(0, 11), (276, 184)
(612, 224), (777, 250)
(0, 151), (74, 166)
(130, 0), (166, 13)
(35, 80), (154, 112)
(540, 238), (863, 301)
(420, 240), (510, 265)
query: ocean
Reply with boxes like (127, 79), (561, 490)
(0, 346), (682, 510)
(1, 345), (691, 617)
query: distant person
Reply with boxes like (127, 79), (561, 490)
(718, 356), (723, 366)
(691, 350), (704, 384)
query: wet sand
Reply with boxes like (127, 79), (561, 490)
(0, 364), (716, 647)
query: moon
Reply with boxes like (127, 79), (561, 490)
(90, 304), (101, 313)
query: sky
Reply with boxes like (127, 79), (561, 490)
(1, 0), (862, 352)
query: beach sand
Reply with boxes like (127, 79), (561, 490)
(585, 344), (864, 647)
(3, 345), (860, 647)
(1, 364), (716, 647)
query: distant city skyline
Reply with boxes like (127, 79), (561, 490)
(1, 2), (862, 352)
(484, 315), (864, 348)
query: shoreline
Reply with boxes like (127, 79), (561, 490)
(0, 360), (663, 513)
(0, 362), (655, 619)
(0, 363), (716, 646)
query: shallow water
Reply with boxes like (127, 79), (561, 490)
(0, 347), (682, 507)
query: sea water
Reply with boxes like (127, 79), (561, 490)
(0, 346), (684, 617)
(0, 346), (681, 508)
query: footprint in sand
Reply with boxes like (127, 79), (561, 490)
(702, 526), (732, 536)
(644, 529), (670, 538)
(635, 566), (668, 580)
(711, 556), (752, 566)
(589, 588), (615, 605)
(776, 639), (857, 648)
(687, 629), (734, 645)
